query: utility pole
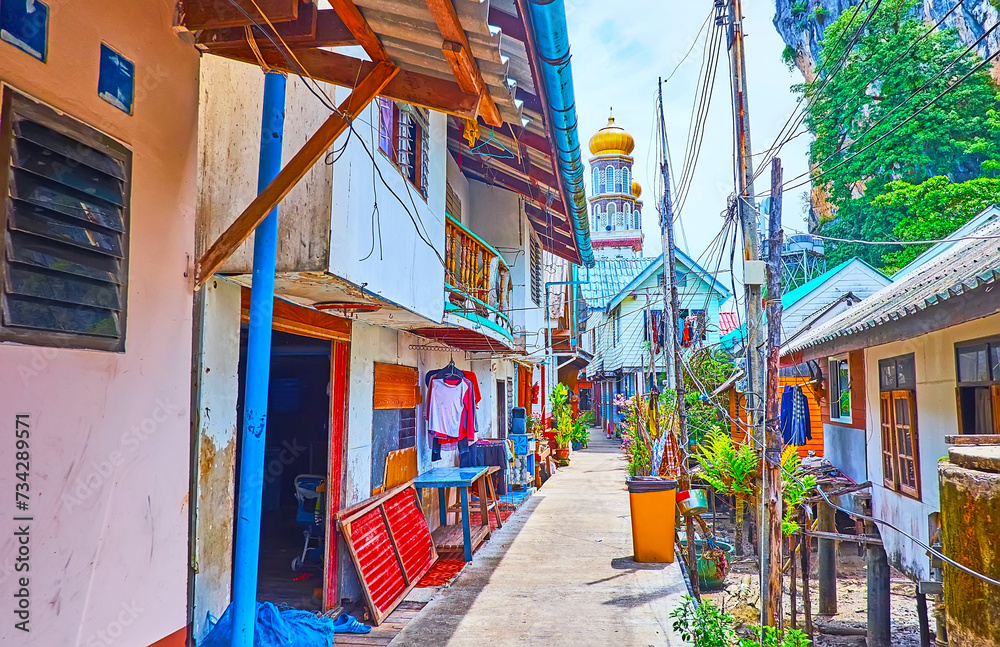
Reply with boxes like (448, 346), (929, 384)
(764, 158), (785, 627)
(725, 0), (771, 625)
(657, 78), (698, 596)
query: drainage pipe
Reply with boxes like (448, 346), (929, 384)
(231, 71), (286, 647)
(521, 0), (594, 267)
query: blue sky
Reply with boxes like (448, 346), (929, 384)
(564, 0), (813, 267)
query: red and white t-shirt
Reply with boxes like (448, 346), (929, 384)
(427, 377), (469, 439)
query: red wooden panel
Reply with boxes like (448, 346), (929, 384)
(325, 340), (350, 609)
(350, 508), (406, 614)
(384, 489), (434, 580)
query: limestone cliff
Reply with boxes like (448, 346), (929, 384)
(773, 0), (1000, 80)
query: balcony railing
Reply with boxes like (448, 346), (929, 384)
(444, 215), (514, 339)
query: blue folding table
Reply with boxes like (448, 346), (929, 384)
(414, 466), (491, 561)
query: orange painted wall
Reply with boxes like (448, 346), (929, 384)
(0, 1), (199, 645)
(728, 376), (824, 458)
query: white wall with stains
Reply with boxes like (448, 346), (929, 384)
(863, 310), (1000, 579)
(0, 2), (200, 644)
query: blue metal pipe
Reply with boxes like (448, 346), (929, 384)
(231, 71), (286, 647)
(525, 0), (594, 267)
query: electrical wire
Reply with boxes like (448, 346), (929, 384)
(223, 0), (446, 267)
(748, 0), (881, 181)
(782, 39), (1000, 192)
(779, 14), (999, 191)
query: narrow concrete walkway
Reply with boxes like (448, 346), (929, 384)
(391, 433), (688, 646)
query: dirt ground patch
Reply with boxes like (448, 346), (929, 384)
(693, 518), (931, 646)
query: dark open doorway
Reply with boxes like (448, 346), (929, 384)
(236, 329), (331, 610)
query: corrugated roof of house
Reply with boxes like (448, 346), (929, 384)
(719, 257), (888, 350)
(781, 257), (889, 307)
(580, 258), (650, 310)
(718, 312), (739, 335)
(784, 215), (1000, 355)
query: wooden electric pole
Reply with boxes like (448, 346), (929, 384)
(764, 158), (785, 627)
(725, 0), (772, 625)
(657, 78), (698, 597)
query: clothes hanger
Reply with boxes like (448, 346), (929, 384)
(471, 130), (515, 160)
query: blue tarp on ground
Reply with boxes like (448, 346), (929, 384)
(201, 601), (337, 647)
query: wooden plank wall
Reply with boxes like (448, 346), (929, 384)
(373, 363), (420, 410)
(728, 376), (824, 458)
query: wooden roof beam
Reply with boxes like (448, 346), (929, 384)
(197, 8), (357, 51)
(217, 47), (479, 118)
(425, 0), (502, 126)
(180, 0), (299, 31)
(328, 0), (391, 63)
(457, 155), (564, 210)
(196, 62), (399, 285)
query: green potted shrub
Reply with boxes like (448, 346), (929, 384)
(571, 410), (594, 449)
(549, 384), (573, 459)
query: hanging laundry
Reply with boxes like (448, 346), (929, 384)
(681, 317), (694, 347)
(779, 385), (812, 446)
(425, 361), (478, 463)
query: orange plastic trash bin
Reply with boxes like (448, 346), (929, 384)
(626, 476), (677, 563)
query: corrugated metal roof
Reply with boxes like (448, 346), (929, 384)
(785, 216), (1000, 355)
(580, 258), (649, 310)
(354, 0), (524, 125)
(719, 312), (739, 335)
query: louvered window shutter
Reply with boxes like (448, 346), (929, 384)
(0, 88), (131, 351)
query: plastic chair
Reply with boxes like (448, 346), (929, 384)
(291, 474), (324, 572)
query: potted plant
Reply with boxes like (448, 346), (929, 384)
(549, 384), (573, 460)
(570, 410), (594, 449)
(555, 412), (573, 460)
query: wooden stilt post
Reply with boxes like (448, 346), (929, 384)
(867, 522), (891, 647)
(916, 590), (931, 647)
(818, 488), (838, 615)
(801, 523), (813, 639)
(790, 534), (798, 630)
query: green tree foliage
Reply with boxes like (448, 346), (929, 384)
(803, 0), (1000, 270)
(872, 175), (1000, 272)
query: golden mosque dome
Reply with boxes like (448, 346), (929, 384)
(631, 180), (641, 198)
(588, 116), (635, 156)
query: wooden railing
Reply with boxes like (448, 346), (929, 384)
(444, 215), (513, 337)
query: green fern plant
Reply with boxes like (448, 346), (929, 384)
(695, 429), (760, 555)
(780, 447), (817, 536)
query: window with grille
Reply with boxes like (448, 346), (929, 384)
(377, 97), (429, 198)
(878, 354), (920, 498)
(529, 233), (541, 306)
(592, 166), (601, 194)
(604, 166), (613, 194)
(0, 88), (131, 352)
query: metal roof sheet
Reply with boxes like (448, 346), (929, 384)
(580, 258), (650, 310)
(354, 0), (524, 124)
(784, 216), (1000, 355)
